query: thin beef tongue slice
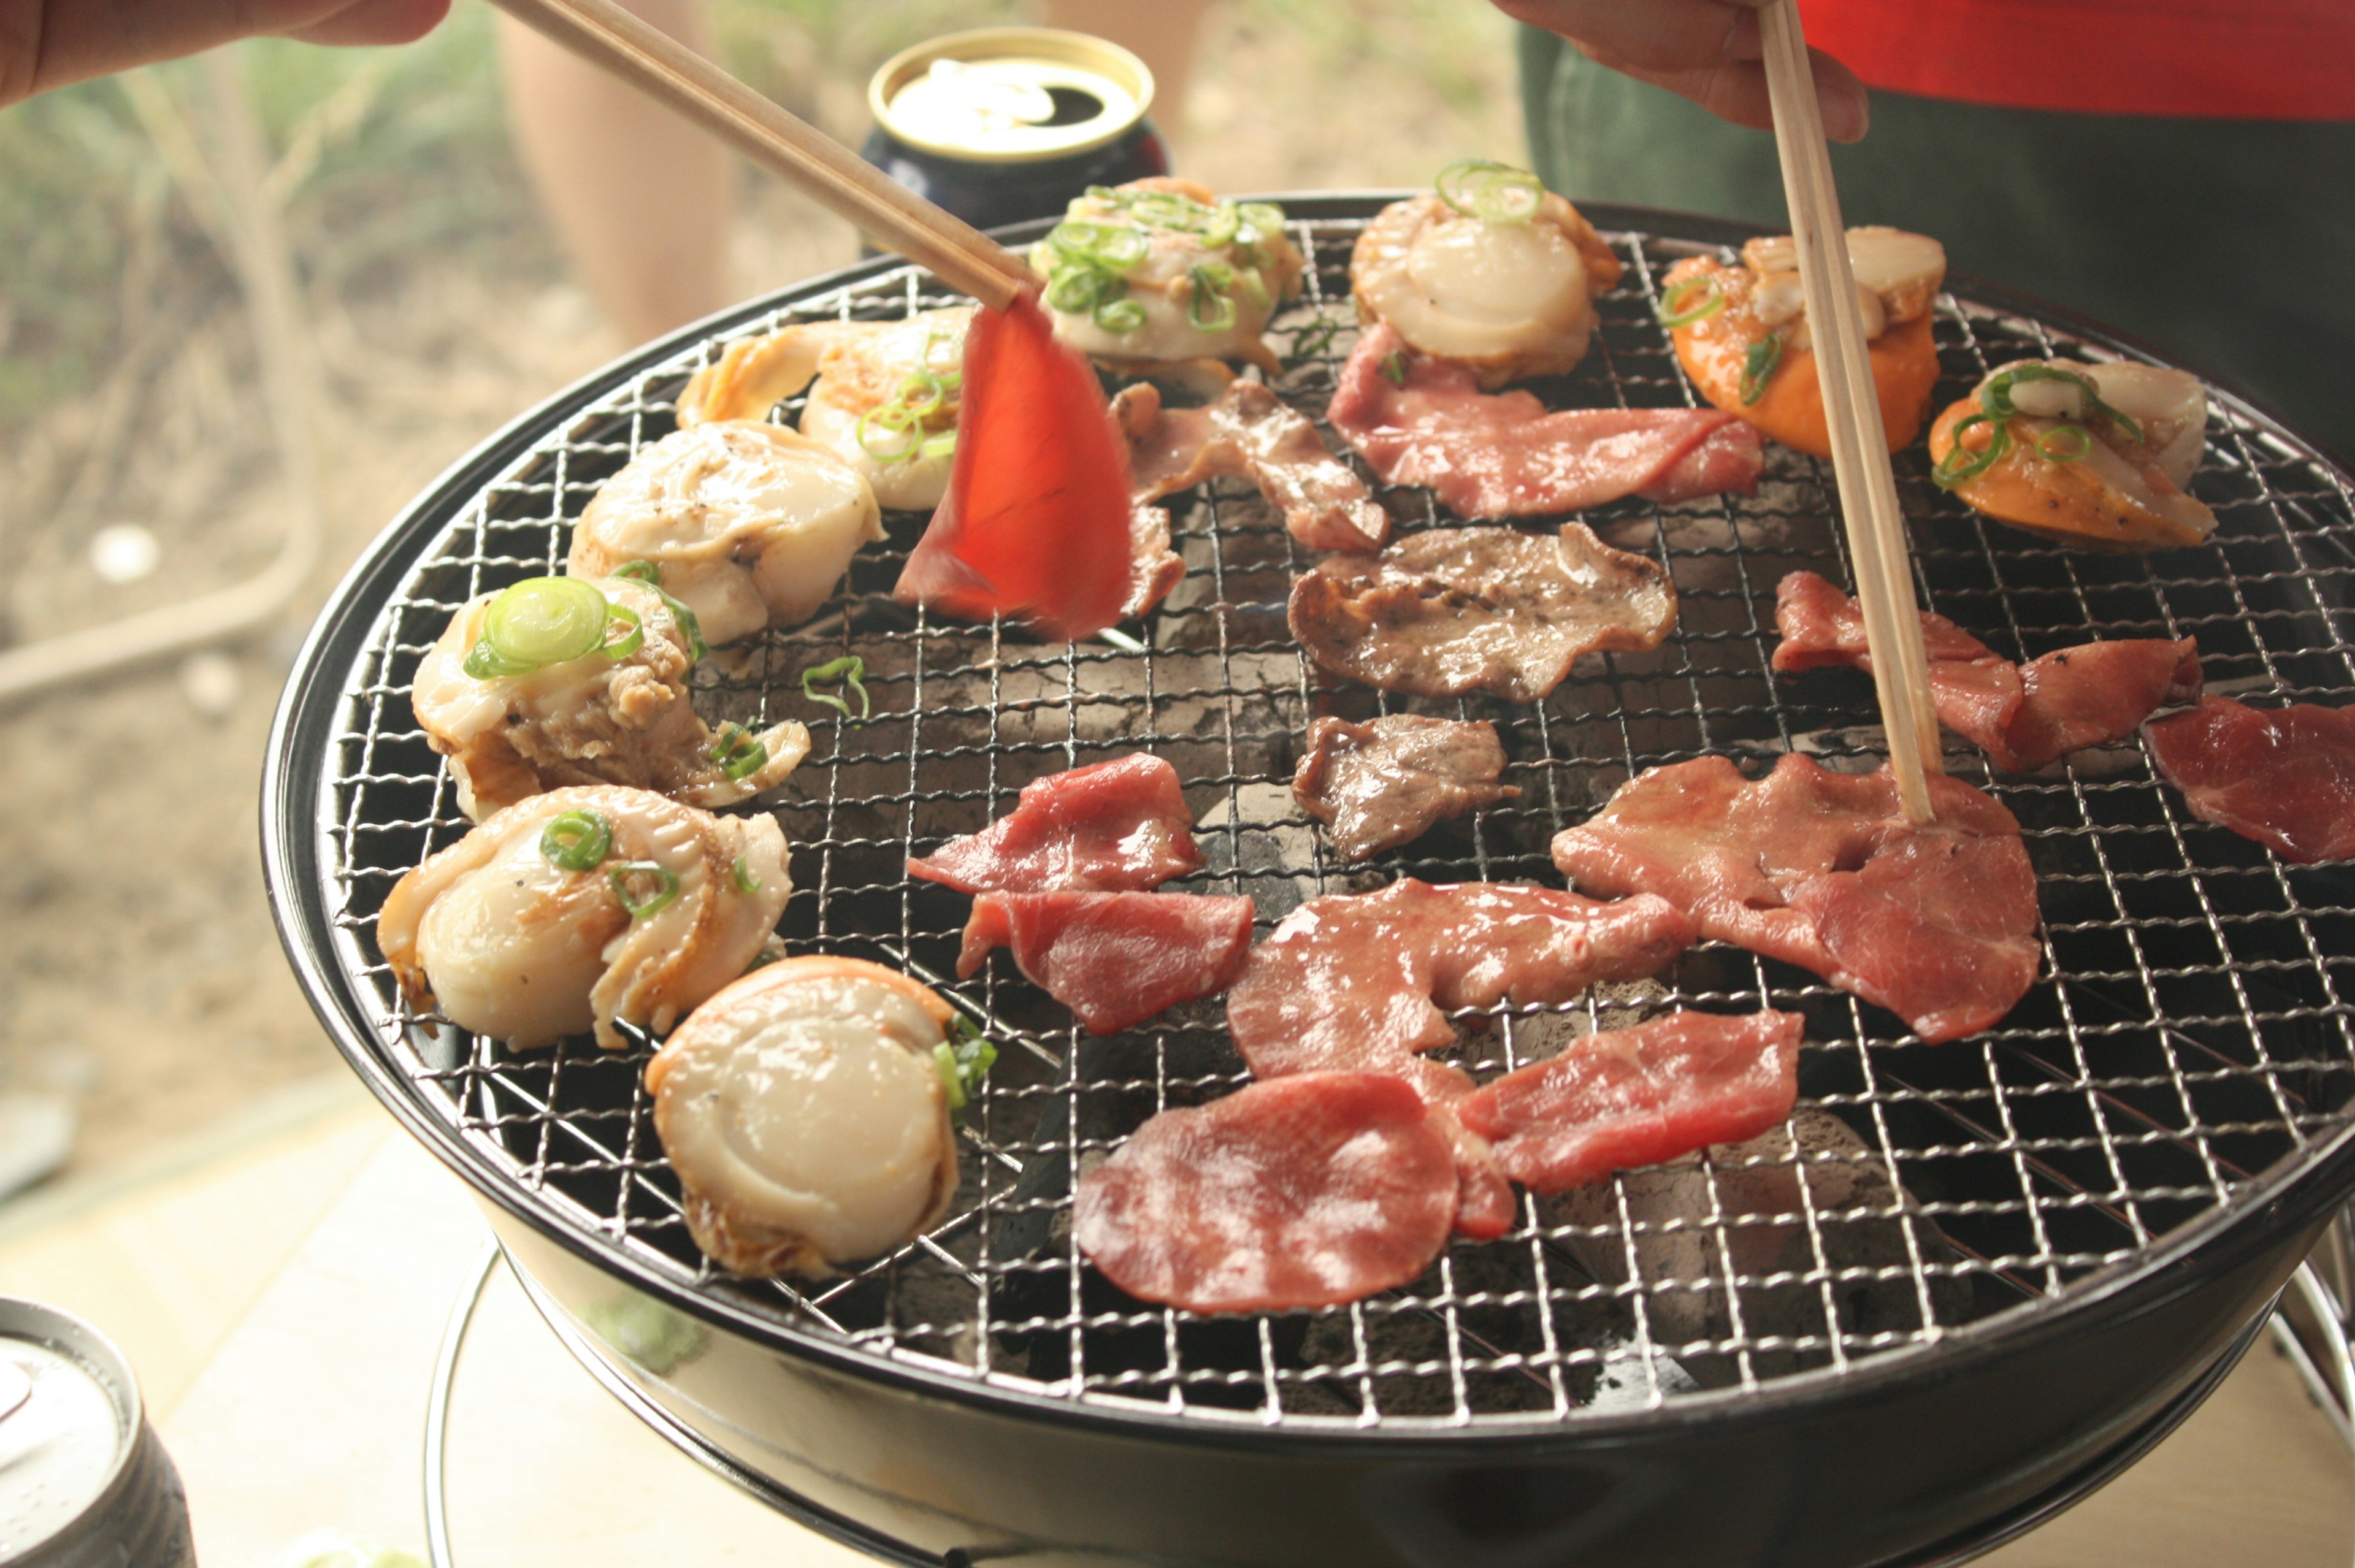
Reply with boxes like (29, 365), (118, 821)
(958, 890), (1255, 1035)
(1292, 714), (1520, 862)
(906, 752), (1202, 893)
(1073, 1071), (1457, 1314)
(2145, 695), (2355, 863)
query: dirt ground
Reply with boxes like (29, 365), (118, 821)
(0, 1), (1520, 1185)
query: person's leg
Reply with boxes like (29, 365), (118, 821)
(497, 0), (734, 344)
(1043, 0), (1215, 149)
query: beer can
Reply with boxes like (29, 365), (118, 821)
(863, 27), (1172, 235)
(0, 1297), (194, 1567)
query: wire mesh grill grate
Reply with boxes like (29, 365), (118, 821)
(312, 202), (2355, 1430)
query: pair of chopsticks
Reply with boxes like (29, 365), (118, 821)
(1758, 0), (1943, 824)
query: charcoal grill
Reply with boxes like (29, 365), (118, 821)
(263, 197), (2355, 1567)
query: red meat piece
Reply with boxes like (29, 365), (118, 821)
(2145, 695), (2355, 864)
(908, 754), (1202, 894)
(958, 891), (1255, 1035)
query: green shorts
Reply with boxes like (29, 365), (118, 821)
(1518, 26), (2355, 464)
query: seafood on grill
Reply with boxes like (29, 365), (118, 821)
(647, 957), (963, 1277)
(1116, 378), (1388, 556)
(1328, 323), (1763, 518)
(2145, 696), (2355, 863)
(1552, 755), (2041, 1044)
(1457, 1010), (1803, 1193)
(565, 424), (883, 644)
(1661, 226), (1945, 457)
(376, 786), (791, 1051)
(908, 753), (1202, 894)
(673, 307), (975, 511)
(1074, 1071), (1458, 1314)
(1928, 359), (2216, 550)
(958, 890), (1256, 1034)
(412, 574), (810, 822)
(1289, 522), (1677, 703)
(1031, 178), (1305, 374)
(1774, 571), (2204, 773)
(1292, 714), (1519, 860)
(1349, 166), (1622, 387)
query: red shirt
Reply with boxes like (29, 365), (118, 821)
(1801, 0), (2355, 120)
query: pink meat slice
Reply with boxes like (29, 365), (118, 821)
(1550, 754), (2040, 1043)
(1772, 572), (2201, 773)
(957, 891), (1255, 1035)
(1458, 1011), (1804, 1191)
(1116, 380), (1388, 554)
(2145, 695), (2355, 864)
(907, 754), (1203, 893)
(1074, 1071), (1457, 1314)
(1327, 323), (1762, 518)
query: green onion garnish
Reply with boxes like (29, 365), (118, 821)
(932, 1015), (999, 1112)
(607, 560), (706, 662)
(1187, 263), (1237, 332)
(708, 722), (767, 781)
(1047, 220), (1149, 272)
(801, 655), (871, 722)
(1434, 159), (1544, 225)
(1980, 364), (2143, 445)
(1932, 412), (2012, 489)
(1379, 350), (1409, 386)
(2037, 423), (2093, 463)
(856, 403), (927, 464)
(1657, 276), (1725, 329)
(608, 860), (680, 919)
(1739, 335), (1783, 405)
(600, 603), (644, 662)
(1093, 297), (1147, 334)
(462, 576), (610, 680)
(732, 854), (760, 894)
(1044, 263), (1116, 315)
(612, 559), (662, 585)
(1281, 316), (1345, 369)
(539, 809), (612, 872)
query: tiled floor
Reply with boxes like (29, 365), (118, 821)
(2, 1090), (2348, 1567)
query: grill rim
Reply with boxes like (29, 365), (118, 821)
(261, 193), (2355, 1452)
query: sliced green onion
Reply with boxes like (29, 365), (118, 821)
(1739, 334), (1783, 405)
(1435, 159), (1544, 224)
(708, 722), (767, 781)
(1187, 264), (1237, 331)
(732, 854), (760, 894)
(1380, 350), (1410, 386)
(1093, 297), (1147, 334)
(801, 655), (871, 722)
(1237, 201), (1285, 239)
(1657, 276), (1725, 329)
(933, 1015), (998, 1112)
(1281, 316), (1344, 369)
(611, 559), (662, 585)
(539, 809), (612, 872)
(603, 560), (705, 662)
(1047, 220), (1149, 271)
(600, 603), (644, 662)
(856, 403), (925, 464)
(1933, 412), (2012, 489)
(2037, 423), (2093, 463)
(1044, 263), (1116, 315)
(1980, 364), (2143, 445)
(608, 860), (680, 919)
(464, 576), (610, 681)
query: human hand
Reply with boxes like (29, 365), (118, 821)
(1492, 0), (1870, 142)
(2, 0), (451, 107)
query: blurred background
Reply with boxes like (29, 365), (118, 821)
(0, 0), (1521, 1199)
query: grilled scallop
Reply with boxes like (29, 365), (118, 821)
(1928, 359), (2215, 550)
(412, 573), (809, 822)
(1663, 226), (1945, 457)
(565, 423), (883, 642)
(648, 957), (962, 1277)
(376, 786), (791, 1051)
(673, 307), (972, 512)
(1350, 170), (1624, 388)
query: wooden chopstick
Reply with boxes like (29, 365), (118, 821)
(489, 0), (1033, 312)
(1757, 0), (1943, 825)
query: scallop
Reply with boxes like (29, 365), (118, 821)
(412, 573), (810, 822)
(565, 423), (883, 643)
(1739, 226), (1946, 348)
(646, 957), (962, 1277)
(376, 786), (791, 1050)
(1350, 193), (1624, 388)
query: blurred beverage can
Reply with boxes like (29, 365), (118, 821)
(864, 28), (1171, 235)
(0, 1297), (194, 1567)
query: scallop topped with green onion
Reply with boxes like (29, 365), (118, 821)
(566, 423), (882, 643)
(1030, 177), (1304, 374)
(376, 786), (791, 1051)
(1928, 359), (2215, 551)
(673, 307), (973, 512)
(1349, 163), (1623, 389)
(412, 572), (810, 822)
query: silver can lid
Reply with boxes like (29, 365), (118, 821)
(0, 1299), (134, 1567)
(871, 27), (1154, 165)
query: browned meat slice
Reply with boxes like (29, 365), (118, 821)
(1292, 714), (1520, 860)
(1115, 380), (1387, 554)
(1123, 500), (1185, 620)
(1289, 524), (1676, 702)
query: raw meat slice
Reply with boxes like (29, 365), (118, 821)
(1116, 380), (1388, 554)
(1289, 524), (1677, 703)
(1550, 754), (2039, 1043)
(907, 754), (1202, 894)
(1292, 714), (1520, 860)
(2145, 695), (2355, 863)
(957, 891), (1255, 1035)
(1772, 572), (2200, 773)
(1073, 1072), (1457, 1314)
(1457, 1011), (1803, 1191)
(1328, 323), (1763, 518)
